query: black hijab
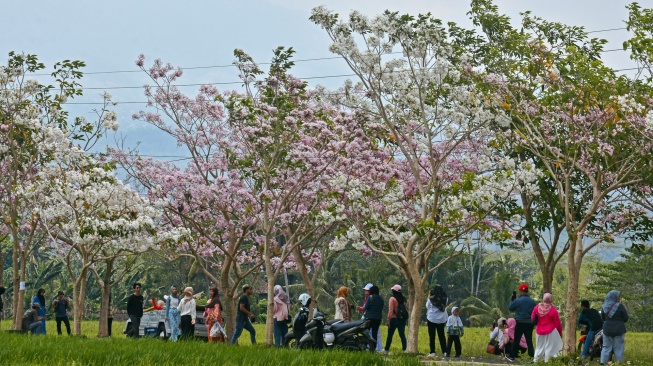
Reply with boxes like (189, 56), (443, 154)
(429, 284), (447, 311)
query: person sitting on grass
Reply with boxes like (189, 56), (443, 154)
(22, 303), (45, 334)
(500, 318), (527, 357)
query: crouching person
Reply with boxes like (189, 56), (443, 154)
(23, 303), (45, 334)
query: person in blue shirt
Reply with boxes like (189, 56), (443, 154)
(507, 283), (536, 361)
(52, 291), (71, 335)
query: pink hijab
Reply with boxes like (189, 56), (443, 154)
(537, 293), (553, 317)
(504, 318), (528, 349)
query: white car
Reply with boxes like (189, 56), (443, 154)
(123, 305), (208, 339)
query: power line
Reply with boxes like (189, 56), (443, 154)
(29, 27), (629, 77)
(61, 65), (644, 106)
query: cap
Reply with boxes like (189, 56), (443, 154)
(391, 284), (402, 292)
(363, 283), (373, 291)
(519, 283), (529, 292)
(57, 291), (64, 296)
(242, 284), (251, 292)
(32, 302), (40, 308)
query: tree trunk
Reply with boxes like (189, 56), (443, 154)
(11, 237), (20, 330)
(405, 274), (425, 353)
(401, 253), (425, 354)
(541, 266), (553, 294)
(563, 240), (583, 355)
(265, 271), (276, 345)
(72, 270), (87, 335)
(96, 259), (113, 338)
(11, 250), (28, 330)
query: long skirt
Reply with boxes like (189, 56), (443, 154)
(168, 308), (181, 341)
(206, 316), (225, 343)
(534, 331), (563, 362)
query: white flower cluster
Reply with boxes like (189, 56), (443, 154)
(102, 110), (119, 131)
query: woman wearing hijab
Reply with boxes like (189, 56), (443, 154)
(273, 285), (291, 346)
(500, 318), (527, 356)
(426, 284), (448, 357)
(532, 293), (563, 362)
(165, 286), (181, 341)
(334, 286), (352, 322)
(32, 288), (47, 334)
(177, 286), (196, 340)
(205, 286), (225, 343)
(601, 290), (628, 364)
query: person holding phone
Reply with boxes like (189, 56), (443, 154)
(52, 291), (71, 335)
(507, 284), (536, 361)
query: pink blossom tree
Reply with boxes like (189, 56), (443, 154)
(310, 8), (539, 351)
(119, 48), (386, 343)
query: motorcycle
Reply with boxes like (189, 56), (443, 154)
(284, 307), (376, 351)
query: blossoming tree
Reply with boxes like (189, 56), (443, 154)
(311, 8), (539, 351)
(471, 0), (653, 352)
(0, 52), (86, 329)
(119, 48), (387, 342)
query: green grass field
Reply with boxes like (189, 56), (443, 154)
(1, 320), (651, 365)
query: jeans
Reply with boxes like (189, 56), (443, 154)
(581, 329), (595, 358)
(128, 315), (141, 338)
(29, 322), (43, 334)
(56, 316), (71, 335)
(385, 318), (407, 351)
(368, 319), (382, 350)
(230, 318), (256, 345)
(427, 320), (447, 354)
(273, 318), (289, 346)
(510, 321), (534, 358)
(601, 333), (625, 363)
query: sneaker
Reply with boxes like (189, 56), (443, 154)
(505, 355), (515, 362)
(378, 349), (388, 354)
(427, 353), (436, 357)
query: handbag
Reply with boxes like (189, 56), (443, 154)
(486, 339), (498, 354)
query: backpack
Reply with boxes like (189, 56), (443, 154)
(396, 299), (409, 320)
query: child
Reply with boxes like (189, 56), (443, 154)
(445, 306), (464, 357)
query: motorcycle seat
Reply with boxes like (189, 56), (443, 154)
(330, 319), (366, 334)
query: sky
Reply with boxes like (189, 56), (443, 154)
(1, 0), (649, 159)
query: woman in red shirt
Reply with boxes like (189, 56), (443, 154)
(532, 293), (563, 362)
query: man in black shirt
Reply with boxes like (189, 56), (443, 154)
(127, 283), (144, 338)
(229, 284), (256, 345)
(52, 291), (71, 335)
(578, 300), (603, 359)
